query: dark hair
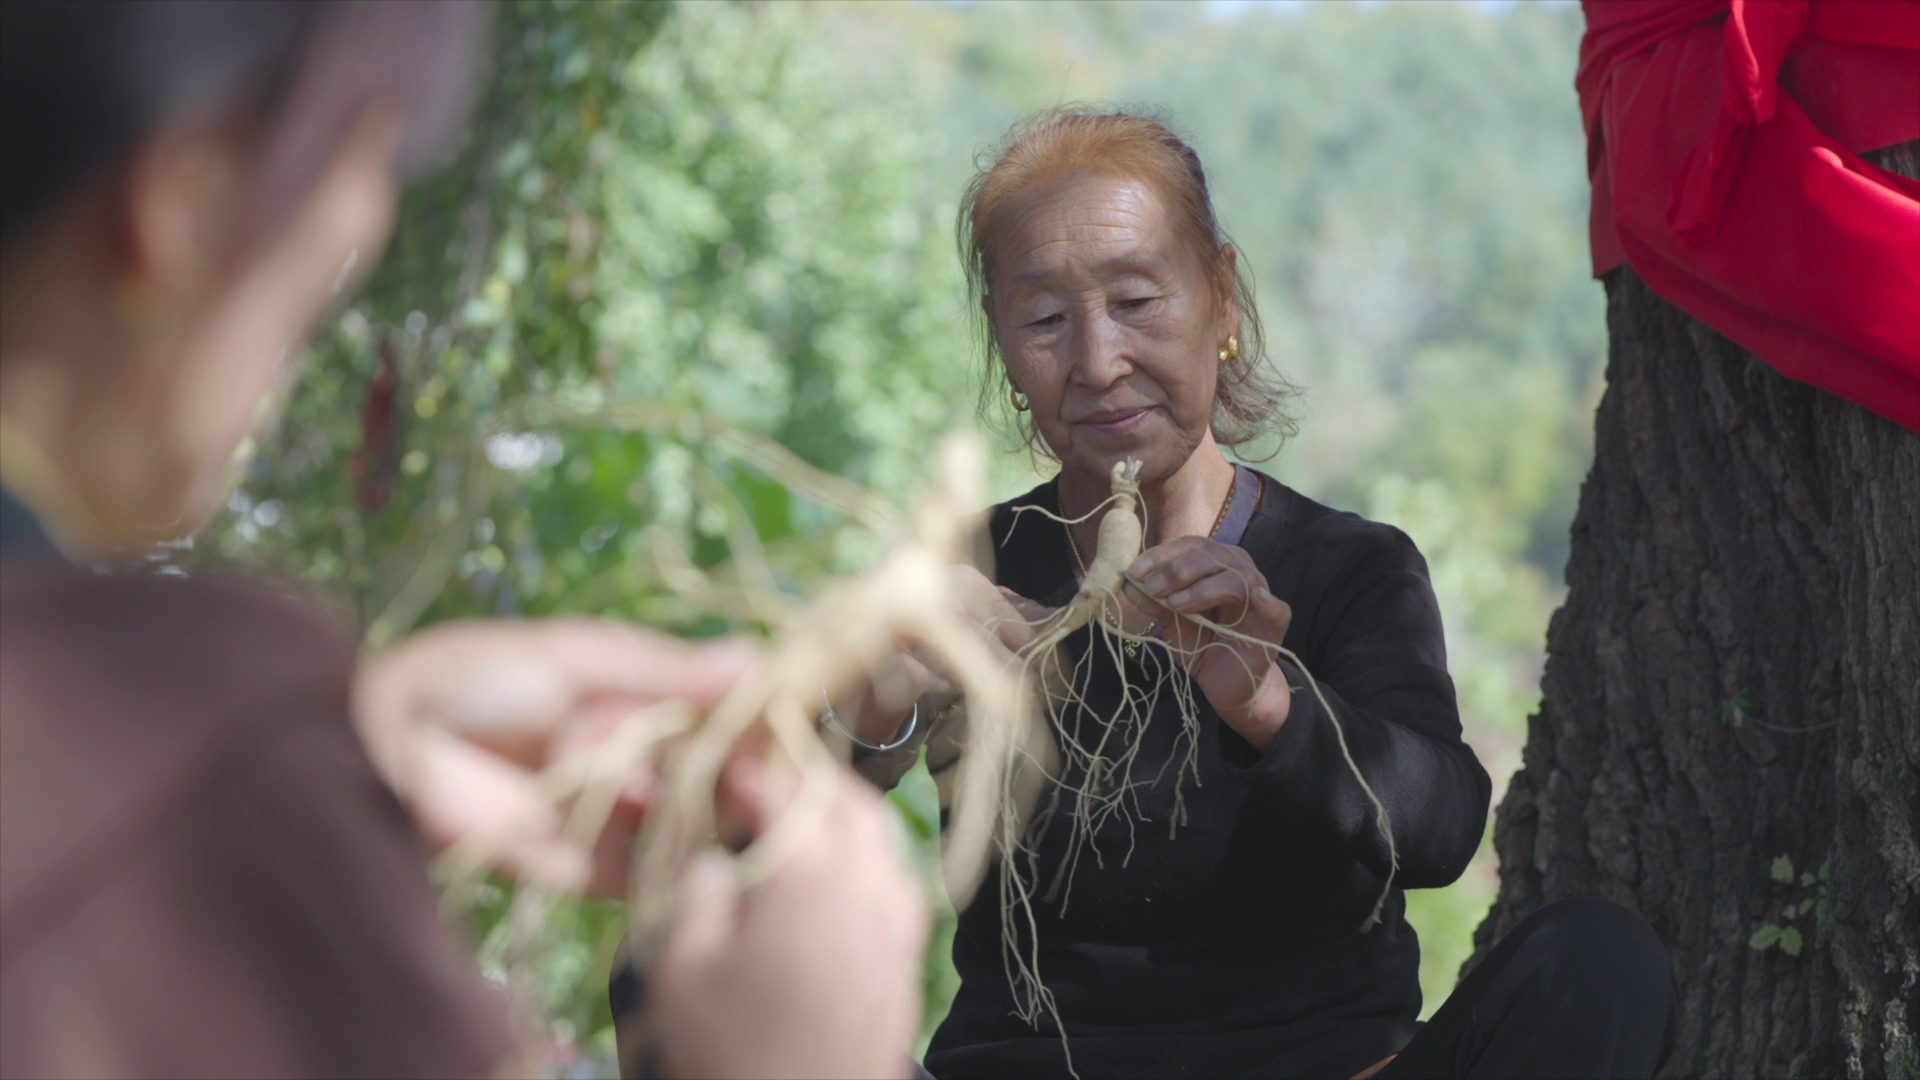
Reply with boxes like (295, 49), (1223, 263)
(0, 0), (484, 247)
(958, 107), (1298, 460)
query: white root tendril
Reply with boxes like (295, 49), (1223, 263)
(1003, 457), (1399, 970)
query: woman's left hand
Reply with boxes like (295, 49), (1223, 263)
(1125, 537), (1294, 751)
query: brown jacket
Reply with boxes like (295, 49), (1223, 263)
(0, 555), (512, 1078)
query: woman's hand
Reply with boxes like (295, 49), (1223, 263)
(838, 565), (1051, 744)
(352, 618), (754, 895)
(951, 563), (1052, 655)
(1124, 537), (1295, 751)
(655, 756), (927, 1080)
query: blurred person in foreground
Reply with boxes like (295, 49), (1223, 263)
(0, 3), (924, 1078)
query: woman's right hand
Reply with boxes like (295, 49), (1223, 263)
(654, 757), (929, 1080)
(839, 566), (1048, 745)
(950, 563), (1051, 654)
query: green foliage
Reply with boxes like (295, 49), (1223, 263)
(209, 0), (677, 641)
(1752, 855), (1828, 958)
(1749, 924), (1803, 957)
(595, 1), (986, 499)
(206, 0), (1608, 1065)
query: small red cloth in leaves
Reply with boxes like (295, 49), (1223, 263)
(1580, 0), (1920, 430)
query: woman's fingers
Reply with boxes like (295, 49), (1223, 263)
(1120, 579), (1160, 615)
(659, 849), (742, 972)
(351, 616), (762, 897)
(542, 621), (757, 711)
(654, 774), (926, 1080)
(1250, 587), (1293, 636)
(1133, 545), (1267, 619)
(1120, 538), (1295, 660)
(356, 620), (756, 770)
(1128, 538), (1262, 606)
(996, 585), (1052, 623)
(1124, 536), (1196, 592)
(586, 796), (650, 897)
(1163, 567), (1264, 618)
(950, 564), (1000, 620)
(895, 651), (949, 699)
(949, 564), (1048, 651)
(408, 724), (591, 889)
(715, 752), (804, 848)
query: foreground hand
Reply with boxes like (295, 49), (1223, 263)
(656, 757), (928, 1080)
(1125, 537), (1294, 750)
(352, 618), (754, 894)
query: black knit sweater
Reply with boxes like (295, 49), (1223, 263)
(919, 472), (1490, 1080)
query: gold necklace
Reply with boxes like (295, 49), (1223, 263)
(1066, 468), (1238, 658)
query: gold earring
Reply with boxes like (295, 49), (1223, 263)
(1010, 387), (1030, 412)
(1218, 335), (1240, 364)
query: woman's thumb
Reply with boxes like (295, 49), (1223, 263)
(663, 850), (740, 967)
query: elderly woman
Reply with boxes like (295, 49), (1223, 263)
(847, 110), (1678, 1080)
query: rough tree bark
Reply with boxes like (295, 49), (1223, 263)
(1474, 143), (1920, 1079)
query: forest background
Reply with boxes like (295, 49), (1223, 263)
(200, 0), (1601, 1073)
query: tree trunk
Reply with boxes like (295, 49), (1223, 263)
(1475, 144), (1920, 1079)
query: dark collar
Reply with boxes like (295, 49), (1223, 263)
(0, 486), (65, 561)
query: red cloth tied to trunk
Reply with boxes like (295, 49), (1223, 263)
(1579, 0), (1920, 430)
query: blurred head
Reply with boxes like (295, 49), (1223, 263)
(0, 0), (481, 551)
(959, 108), (1293, 486)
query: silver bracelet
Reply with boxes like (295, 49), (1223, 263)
(821, 689), (920, 753)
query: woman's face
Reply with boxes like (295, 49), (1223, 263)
(120, 114), (398, 540)
(989, 172), (1234, 486)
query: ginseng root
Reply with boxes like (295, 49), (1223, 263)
(1004, 457), (1398, 954)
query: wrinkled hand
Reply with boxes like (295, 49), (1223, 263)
(1125, 537), (1294, 750)
(352, 618), (754, 895)
(656, 757), (928, 1080)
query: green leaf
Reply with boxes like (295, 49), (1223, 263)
(1800, 872), (1816, 887)
(1816, 898), (1830, 920)
(1819, 861), (1830, 883)
(1771, 855), (1795, 883)
(733, 465), (797, 544)
(1779, 928), (1804, 956)
(1798, 899), (1818, 918)
(1750, 925), (1783, 951)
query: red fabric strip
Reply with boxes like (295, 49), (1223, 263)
(1579, 0), (1920, 430)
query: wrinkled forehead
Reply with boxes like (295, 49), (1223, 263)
(989, 172), (1186, 289)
